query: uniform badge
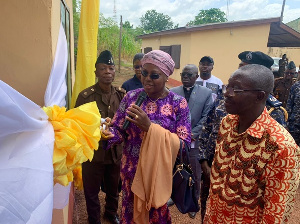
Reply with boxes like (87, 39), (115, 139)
(246, 52), (252, 61)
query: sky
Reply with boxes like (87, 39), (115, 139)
(99, 0), (300, 28)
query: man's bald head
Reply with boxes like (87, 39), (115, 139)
(233, 64), (274, 96)
(183, 64), (198, 73)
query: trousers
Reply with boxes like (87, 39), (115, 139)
(189, 147), (201, 201)
(82, 160), (121, 224)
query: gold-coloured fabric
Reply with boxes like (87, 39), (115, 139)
(43, 101), (101, 186)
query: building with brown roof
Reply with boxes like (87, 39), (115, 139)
(139, 17), (300, 85)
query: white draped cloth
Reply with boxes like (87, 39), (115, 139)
(0, 24), (69, 224)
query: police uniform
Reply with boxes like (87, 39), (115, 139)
(287, 81), (300, 145)
(273, 77), (297, 108)
(279, 58), (288, 77)
(121, 74), (143, 92)
(238, 51), (288, 124)
(266, 94), (288, 128)
(75, 50), (125, 224)
(273, 61), (298, 108)
(75, 84), (125, 163)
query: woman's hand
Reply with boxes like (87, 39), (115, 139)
(125, 104), (151, 132)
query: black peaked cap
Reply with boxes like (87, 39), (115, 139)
(238, 51), (274, 69)
(95, 50), (114, 66)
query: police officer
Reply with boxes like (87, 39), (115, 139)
(239, 51), (288, 127)
(75, 50), (125, 224)
(287, 80), (300, 146)
(273, 61), (297, 108)
(199, 51), (287, 224)
(278, 54), (288, 77)
(121, 53), (144, 92)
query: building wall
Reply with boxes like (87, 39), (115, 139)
(0, 0), (53, 106)
(0, 0), (75, 106)
(142, 33), (192, 82)
(189, 24), (270, 83)
(268, 47), (300, 68)
(0, 1), (75, 223)
(141, 24), (300, 85)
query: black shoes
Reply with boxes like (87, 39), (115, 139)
(188, 212), (196, 219)
(104, 213), (120, 224)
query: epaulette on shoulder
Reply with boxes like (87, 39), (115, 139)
(267, 94), (282, 107)
(116, 86), (126, 94)
(80, 86), (96, 98)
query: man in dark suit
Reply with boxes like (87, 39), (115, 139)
(75, 50), (125, 224)
(170, 64), (213, 219)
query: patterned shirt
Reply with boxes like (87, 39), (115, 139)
(287, 81), (300, 145)
(199, 93), (287, 166)
(204, 108), (300, 224)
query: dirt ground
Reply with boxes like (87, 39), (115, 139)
(72, 186), (300, 224)
(72, 68), (300, 224)
(112, 65), (134, 88)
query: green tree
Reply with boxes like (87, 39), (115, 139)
(188, 8), (227, 26)
(123, 21), (133, 29)
(140, 10), (174, 33)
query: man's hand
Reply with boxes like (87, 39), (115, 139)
(101, 129), (114, 139)
(200, 160), (211, 180)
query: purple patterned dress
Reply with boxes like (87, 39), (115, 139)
(107, 88), (191, 224)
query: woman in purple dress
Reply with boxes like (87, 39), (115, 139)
(104, 50), (191, 223)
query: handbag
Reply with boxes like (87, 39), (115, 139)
(171, 140), (200, 214)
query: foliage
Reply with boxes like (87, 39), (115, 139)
(73, 0), (80, 59)
(188, 8), (227, 26)
(72, 1), (141, 65)
(123, 21), (133, 29)
(140, 10), (175, 33)
(98, 14), (141, 62)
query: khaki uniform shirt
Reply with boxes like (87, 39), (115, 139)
(273, 77), (296, 108)
(75, 83), (125, 164)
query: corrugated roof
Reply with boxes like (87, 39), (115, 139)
(286, 17), (300, 33)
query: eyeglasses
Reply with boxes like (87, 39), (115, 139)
(180, 73), (194, 78)
(222, 85), (264, 95)
(285, 71), (296, 76)
(141, 70), (160, 79)
(134, 65), (142, 70)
